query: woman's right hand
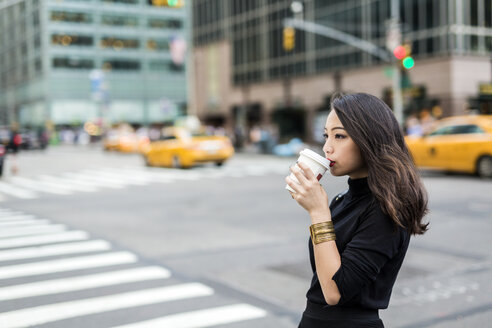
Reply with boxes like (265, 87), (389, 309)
(286, 162), (331, 223)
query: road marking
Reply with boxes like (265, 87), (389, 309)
(0, 211), (27, 217)
(0, 224), (66, 239)
(82, 170), (146, 186)
(56, 174), (109, 188)
(38, 175), (99, 192)
(0, 251), (137, 280)
(98, 168), (152, 184)
(0, 283), (214, 328)
(0, 266), (171, 301)
(0, 240), (110, 262)
(144, 167), (202, 180)
(0, 182), (37, 199)
(112, 303), (268, 328)
(0, 218), (50, 228)
(9, 176), (72, 195)
(63, 172), (126, 189)
(0, 162), (291, 200)
(0, 214), (35, 222)
(0, 230), (89, 249)
(112, 168), (176, 183)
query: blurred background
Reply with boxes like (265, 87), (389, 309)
(0, 0), (491, 327)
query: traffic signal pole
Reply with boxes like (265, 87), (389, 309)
(390, 0), (403, 125)
(283, 0), (404, 125)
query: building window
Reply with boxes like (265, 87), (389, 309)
(146, 39), (170, 51)
(103, 60), (140, 70)
(470, 0), (479, 26)
(148, 60), (169, 70)
(35, 57), (42, 73)
(101, 15), (138, 27)
(52, 34), (93, 46)
(50, 11), (93, 24)
(34, 34), (41, 49)
(100, 37), (139, 50)
(101, 0), (138, 4)
(486, 0), (492, 27)
(33, 11), (40, 27)
(52, 57), (94, 69)
(148, 18), (182, 29)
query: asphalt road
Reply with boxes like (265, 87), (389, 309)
(0, 145), (491, 327)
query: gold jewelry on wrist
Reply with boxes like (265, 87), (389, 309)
(310, 221), (336, 245)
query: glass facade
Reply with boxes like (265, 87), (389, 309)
(0, 0), (188, 126)
(192, 0), (492, 86)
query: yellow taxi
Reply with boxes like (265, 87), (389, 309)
(142, 127), (234, 168)
(405, 115), (492, 178)
(103, 126), (149, 153)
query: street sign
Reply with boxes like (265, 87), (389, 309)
(386, 20), (401, 52)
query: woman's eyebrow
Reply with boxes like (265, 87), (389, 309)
(331, 127), (345, 131)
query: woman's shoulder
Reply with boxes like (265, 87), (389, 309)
(360, 198), (397, 230)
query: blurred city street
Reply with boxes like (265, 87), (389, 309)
(1, 0), (492, 326)
(0, 145), (490, 327)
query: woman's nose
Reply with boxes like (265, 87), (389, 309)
(323, 144), (333, 154)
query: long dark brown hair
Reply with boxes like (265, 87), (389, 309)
(332, 93), (428, 235)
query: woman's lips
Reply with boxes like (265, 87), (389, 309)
(329, 161), (335, 167)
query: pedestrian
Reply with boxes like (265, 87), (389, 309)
(286, 93), (429, 328)
(8, 127), (22, 175)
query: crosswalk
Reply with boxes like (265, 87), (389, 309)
(0, 163), (289, 201)
(0, 208), (268, 327)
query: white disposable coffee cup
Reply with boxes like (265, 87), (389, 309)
(286, 148), (331, 193)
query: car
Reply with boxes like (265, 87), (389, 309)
(405, 115), (492, 178)
(142, 127), (234, 168)
(103, 126), (149, 153)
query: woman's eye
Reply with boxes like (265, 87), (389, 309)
(335, 134), (346, 139)
(322, 133), (328, 139)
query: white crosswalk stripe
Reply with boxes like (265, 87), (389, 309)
(0, 283), (214, 328)
(0, 162), (289, 201)
(62, 172), (126, 189)
(0, 266), (171, 301)
(112, 304), (267, 328)
(0, 252), (138, 280)
(0, 230), (89, 249)
(37, 175), (99, 192)
(0, 214), (35, 221)
(0, 218), (50, 228)
(0, 223), (66, 238)
(0, 208), (270, 328)
(9, 176), (73, 195)
(0, 240), (110, 262)
(0, 182), (37, 199)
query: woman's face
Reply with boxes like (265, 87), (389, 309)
(322, 110), (368, 179)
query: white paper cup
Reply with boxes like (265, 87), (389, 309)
(286, 148), (331, 193)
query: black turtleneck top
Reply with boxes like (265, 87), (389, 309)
(306, 177), (410, 311)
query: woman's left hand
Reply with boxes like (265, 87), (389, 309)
(285, 162), (330, 220)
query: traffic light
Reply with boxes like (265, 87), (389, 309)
(283, 27), (295, 51)
(393, 44), (414, 69)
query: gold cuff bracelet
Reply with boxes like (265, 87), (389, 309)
(310, 221), (336, 245)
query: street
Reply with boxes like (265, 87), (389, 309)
(0, 145), (491, 327)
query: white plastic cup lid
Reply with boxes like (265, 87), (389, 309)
(299, 149), (331, 169)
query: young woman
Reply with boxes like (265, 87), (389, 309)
(286, 93), (428, 328)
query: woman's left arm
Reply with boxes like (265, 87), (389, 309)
(286, 162), (342, 305)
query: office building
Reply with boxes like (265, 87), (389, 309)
(191, 0), (492, 143)
(0, 0), (187, 129)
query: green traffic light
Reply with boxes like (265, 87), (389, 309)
(402, 56), (414, 69)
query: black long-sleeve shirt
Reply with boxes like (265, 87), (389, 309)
(306, 177), (410, 310)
